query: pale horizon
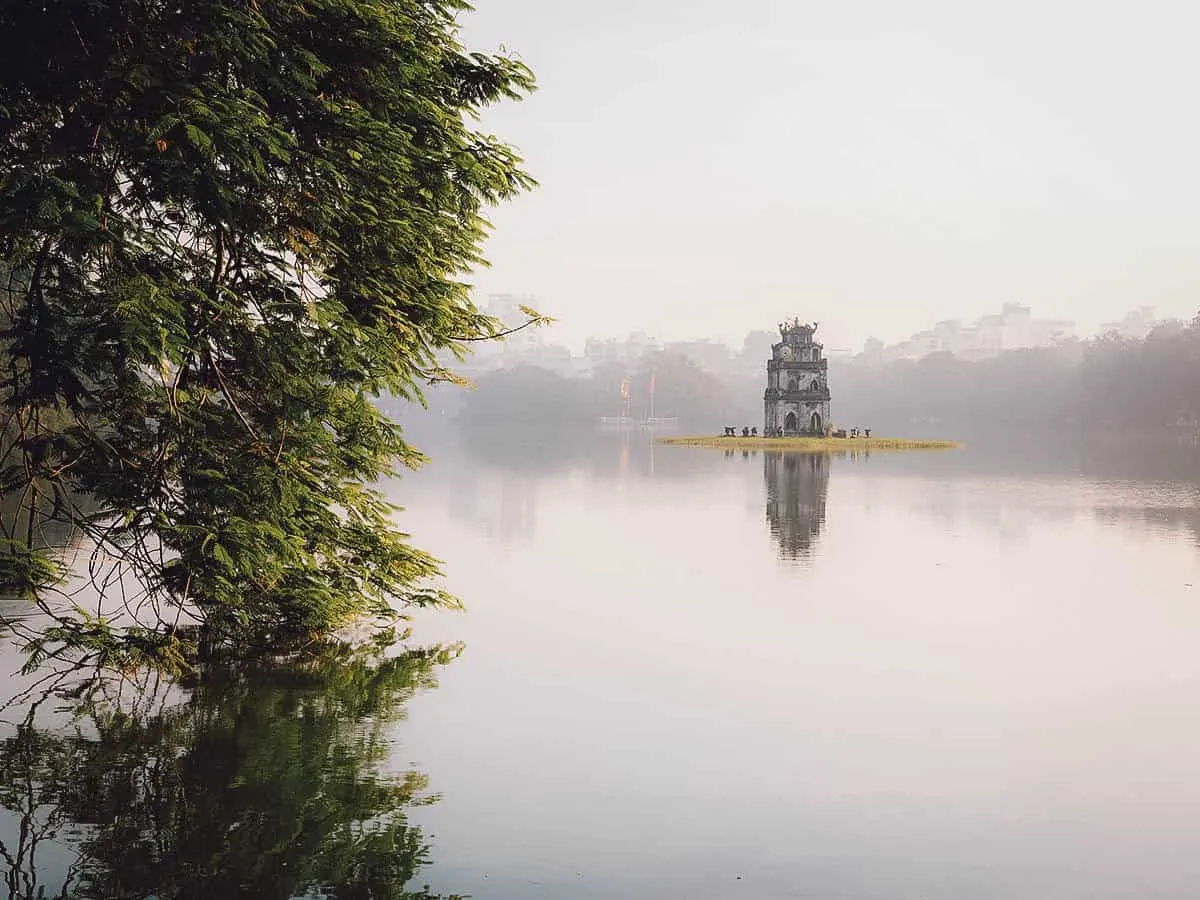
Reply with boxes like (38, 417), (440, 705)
(480, 293), (1172, 357)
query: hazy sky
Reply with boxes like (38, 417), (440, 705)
(459, 0), (1200, 352)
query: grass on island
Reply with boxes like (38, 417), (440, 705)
(659, 435), (961, 451)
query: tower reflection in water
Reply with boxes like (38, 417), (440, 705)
(763, 451), (830, 560)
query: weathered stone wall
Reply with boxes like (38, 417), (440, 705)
(762, 320), (833, 434)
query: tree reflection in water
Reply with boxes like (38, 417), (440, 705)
(763, 451), (831, 560)
(0, 641), (462, 900)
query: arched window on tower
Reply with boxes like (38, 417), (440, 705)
(811, 379), (820, 392)
(787, 377), (798, 391)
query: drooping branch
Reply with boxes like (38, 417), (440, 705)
(454, 316), (545, 342)
(452, 305), (555, 342)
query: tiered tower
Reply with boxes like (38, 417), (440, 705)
(763, 319), (831, 436)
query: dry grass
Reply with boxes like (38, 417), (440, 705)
(658, 435), (962, 451)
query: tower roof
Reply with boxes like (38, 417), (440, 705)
(778, 318), (819, 342)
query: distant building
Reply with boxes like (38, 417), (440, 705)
(932, 319), (964, 351)
(764, 319), (831, 435)
(662, 339), (732, 375)
(860, 337), (885, 365)
(1000, 302), (1032, 349)
(976, 314), (1004, 354)
(1100, 306), (1159, 340)
(868, 303), (1078, 362)
(583, 331), (660, 369)
(1030, 318), (1077, 347)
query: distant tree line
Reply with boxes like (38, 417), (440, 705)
(459, 352), (751, 430)
(834, 345), (1085, 432)
(457, 315), (1200, 436)
(837, 316), (1200, 434)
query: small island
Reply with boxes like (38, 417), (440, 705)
(659, 435), (960, 451)
(660, 317), (959, 452)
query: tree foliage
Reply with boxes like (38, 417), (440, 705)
(1079, 318), (1200, 430)
(0, 0), (536, 664)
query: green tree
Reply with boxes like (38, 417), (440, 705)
(460, 365), (595, 427)
(0, 0), (538, 666)
(0, 642), (463, 899)
(623, 352), (742, 428)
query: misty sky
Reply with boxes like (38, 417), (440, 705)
(458, 0), (1200, 353)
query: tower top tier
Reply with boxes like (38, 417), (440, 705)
(779, 318), (818, 343)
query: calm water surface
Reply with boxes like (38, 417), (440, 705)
(3, 433), (1200, 899)
(396, 434), (1200, 899)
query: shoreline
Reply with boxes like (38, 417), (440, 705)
(658, 435), (962, 451)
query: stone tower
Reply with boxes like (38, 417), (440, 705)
(763, 319), (831, 435)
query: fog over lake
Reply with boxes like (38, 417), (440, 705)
(379, 431), (1200, 899)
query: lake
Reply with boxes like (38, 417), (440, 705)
(2, 431), (1200, 898)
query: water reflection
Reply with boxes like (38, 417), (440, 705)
(454, 425), (731, 483)
(446, 465), (538, 542)
(0, 644), (460, 900)
(763, 452), (830, 561)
